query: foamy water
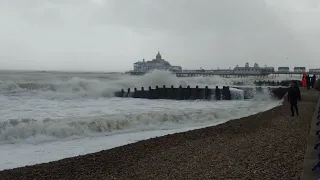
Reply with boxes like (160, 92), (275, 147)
(0, 70), (294, 170)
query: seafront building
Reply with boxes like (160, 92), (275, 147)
(278, 67), (290, 73)
(294, 67), (306, 72)
(133, 51), (182, 73)
(233, 62), (274, 75)
(309, 68), (320, 73)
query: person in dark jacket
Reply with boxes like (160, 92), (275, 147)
(306, 74), (311, 90)
(311, 75), (317, 88)
(288, 81), (301, 116)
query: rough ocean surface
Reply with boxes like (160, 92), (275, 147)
(0, 89), (318, 180)
(0, 70), (287, 170)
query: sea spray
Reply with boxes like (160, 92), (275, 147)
(0, 70), (283, 99)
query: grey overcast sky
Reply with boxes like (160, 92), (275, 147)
(0, 0), (319, 72)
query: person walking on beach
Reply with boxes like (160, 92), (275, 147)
(302, 74), (307, 87)
(306, 74), (311, 90)
(288, 81), (301, 116)
(311, 75), (317, 88)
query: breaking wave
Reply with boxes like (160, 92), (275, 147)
(0, 70), (282, 145)
(0, 100), (280, 144)
(0, 70), (277, 99)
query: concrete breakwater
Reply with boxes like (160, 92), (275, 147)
(114, 85), (289, 100)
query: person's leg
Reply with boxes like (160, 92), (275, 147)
(294, 103), (299, 115)
(290, 103), (295, 116)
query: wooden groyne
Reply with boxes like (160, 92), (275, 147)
(115, 86), (231, 100)
(114, 86), (289, 100)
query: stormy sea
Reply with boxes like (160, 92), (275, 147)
(0, 70), (297, 170)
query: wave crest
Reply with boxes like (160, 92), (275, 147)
(0, 70), (276, 99)
(0, 99), (281, 145)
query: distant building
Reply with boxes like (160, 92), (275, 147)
(210, 68), (233, 74)
(133, 51), (182, 72)
(234, 62), (259, 75)
(260, 66), (275, 75)
(294, 67), (306, 72)
(309, 68), (320, 73)
(233, 62), (274, 75)
(278, 67), (290, 72)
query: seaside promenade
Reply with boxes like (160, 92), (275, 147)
(0, 89), (319, 180)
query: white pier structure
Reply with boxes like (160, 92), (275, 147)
(127, 54), (320, 77)
(132, 51), (182, 73)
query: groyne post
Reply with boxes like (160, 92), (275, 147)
(133, 87), (138, 98)
(155, 86), (159, 99)
(120, 89), (124, 97)
(177, 85), (183, 100)
(148, 86), (153, 99)
(186, 86), (191, 99)
(226, 86), (231, 100)
(204, 86), (210, 100)
(141, 87), (145, 98)
(215, 86), (221, 100)
(127, 88), (130, 97)
(170, 85), (175, 99)
(195, 86), (199, 99)
(222, 86), (231, 100)
(162, 85), (166, 99)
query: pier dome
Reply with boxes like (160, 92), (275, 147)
(156, 51), (162, 60)
(132, 51), (182, 72)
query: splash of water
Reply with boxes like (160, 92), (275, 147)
(0, 70), (292, 99)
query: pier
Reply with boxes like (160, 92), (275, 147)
(127, 70), (320, 77)
(128, 52), (320, 79)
